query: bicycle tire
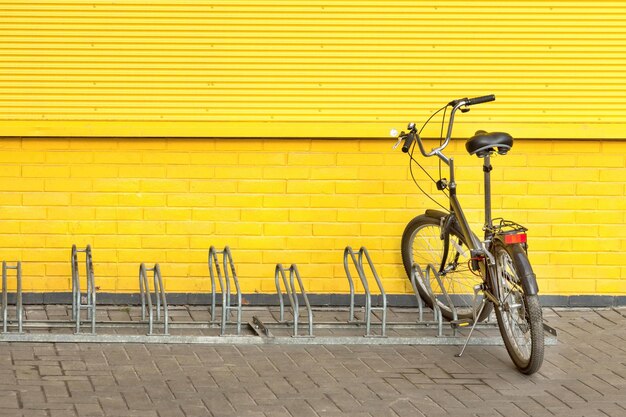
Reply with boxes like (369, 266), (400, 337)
(401, 214), (490, 321)
(492, 242), (544, 374)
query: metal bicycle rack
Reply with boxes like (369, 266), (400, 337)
(344, 246), (387, 336)
(0, 245), (557, 347)
(139, 263), (169, 335)
(2, 261), (23, 333)
(71, 245), (96, 334)
(251, 247), (451, 341)
(271, 263), (313, 337)
(208, 246), (243, 335)
(411, 263), (451, 337)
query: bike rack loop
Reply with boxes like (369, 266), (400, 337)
(208, 246), (243, 335)
(411, 263), (445, 337)
(343, 246), (387, 337)
(409, 263), (426, 322)
(413, 261), (465, 336)
(71, 245), (96, 334)
(428, 262), (459, 325)
(139, 263), (169, 335)
(2, 261), (23, 333)
(342, 248), (357, 322)
(274, 263), (313, 337)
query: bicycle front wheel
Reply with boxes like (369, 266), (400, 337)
(401, 214), (489, 321)
(493, 242), (544, 374)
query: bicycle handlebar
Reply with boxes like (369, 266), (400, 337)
(398, 94), (496, 161)
(466, 94), (495, 106)
(401, 132), (416, 153)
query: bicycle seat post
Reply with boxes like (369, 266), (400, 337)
(483, 154), (493, 234)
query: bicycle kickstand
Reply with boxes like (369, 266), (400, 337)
(456, 285), (488, 358)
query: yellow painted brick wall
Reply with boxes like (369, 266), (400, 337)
(0, 137), (624, 296)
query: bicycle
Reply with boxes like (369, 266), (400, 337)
(392, 95), (544, 374)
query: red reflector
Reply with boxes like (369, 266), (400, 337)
(504, 233), (527, 245)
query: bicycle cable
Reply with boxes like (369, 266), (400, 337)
(438, 106), (447, 180)
(407, 104), (450, 212)
(407, 150), (448, 211)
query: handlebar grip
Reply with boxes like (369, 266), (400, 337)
(401, 133), (416, 153)
(466, 94), (495, 106)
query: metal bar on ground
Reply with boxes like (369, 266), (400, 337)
(0, 325), (559, 346)
(0, 303), (557, 346)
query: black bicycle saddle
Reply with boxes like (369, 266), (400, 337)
(465, 130), (513, 157)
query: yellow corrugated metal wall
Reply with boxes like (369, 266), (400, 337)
(2, 0), (626, 139)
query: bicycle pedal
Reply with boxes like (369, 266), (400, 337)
(450, 318), (473, 328)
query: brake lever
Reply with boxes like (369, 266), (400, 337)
(390, 128), (403, 150)
(392, 137), (402, 150)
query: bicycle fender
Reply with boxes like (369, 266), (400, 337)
(424, 209), (464, 236)
(499, 240), (539, 296)
(424, 209), (448, 220)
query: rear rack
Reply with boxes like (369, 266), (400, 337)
(486, 218), (528, 235)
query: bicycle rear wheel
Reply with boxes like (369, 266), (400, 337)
(493, 242), (544, 374)
(401, 214), (489, 321)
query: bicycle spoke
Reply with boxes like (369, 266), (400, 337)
(403, 217), (486, 320)
(496, 249), (533, 362)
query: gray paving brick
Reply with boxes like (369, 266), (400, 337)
(49, 410), (78, 417)
(156, 408), (185, 417)
(201, 392), (236, 415)
(179, 404), (210, 417)
(42, 383), (69, 398)
(1, 306), (626, 416)
(111, 411), (158, 417)
(363, 380), (401, 398)
(75, 402), (105, 416)
(283, 399), (319, 417)
(20, 411), (50, 417)
(0, 392), (20, 409)
(600, 404), (626, 417)
(98, 394), (128, 414)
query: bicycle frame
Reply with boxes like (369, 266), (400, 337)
(420, 101), (537, 306)
(440, 154), (502, 304)
(426, 102), (490, 251)
(400, 96), (545, 372)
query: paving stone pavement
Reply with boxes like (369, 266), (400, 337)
(0, 307), (624, 417)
